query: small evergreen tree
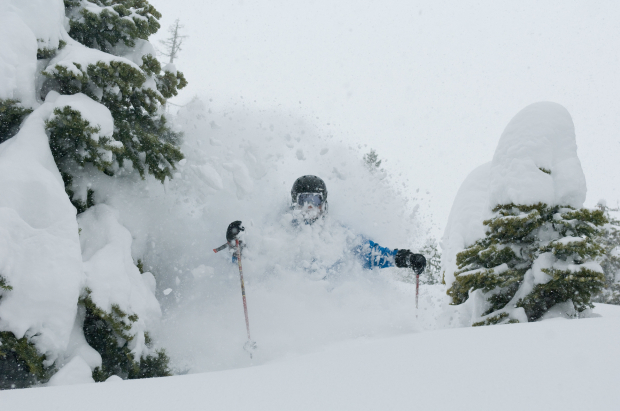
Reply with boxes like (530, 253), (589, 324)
(363, 149), (382, 172)
(420, 238), (442, 285)
(398, 239), (441, 285)
(592, 203), (620, 304)
(448, 203), (606, 325)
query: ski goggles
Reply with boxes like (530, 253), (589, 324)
(297, 193), (323, 207)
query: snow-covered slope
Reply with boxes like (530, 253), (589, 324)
(2, 304), (619, 410)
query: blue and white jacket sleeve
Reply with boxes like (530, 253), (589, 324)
(353, 240), (397, 269)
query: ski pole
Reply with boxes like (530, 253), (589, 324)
(235, 239), (256, 358)
(415, 270), (420, 319)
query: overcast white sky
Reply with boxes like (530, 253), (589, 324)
(150, 0), (620, 238)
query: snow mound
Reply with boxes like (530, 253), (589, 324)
(5, 0), (67, 51)
(489, 101), (586, 208)
(0, 97), (83, 363)
(0, 10), (38, 106)
(47, 357), (94, 387)
(0, 0), (68, 106)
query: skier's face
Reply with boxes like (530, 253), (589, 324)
(295, 193), (325, 222)
(297, 193), (323, 208)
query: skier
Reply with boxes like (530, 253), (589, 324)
(225, 175), (426, 274)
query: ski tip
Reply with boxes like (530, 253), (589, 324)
(213, 249), (217, 253)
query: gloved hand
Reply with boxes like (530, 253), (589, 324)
(395, 249), (426, 274)
(226, 221), (245, 243)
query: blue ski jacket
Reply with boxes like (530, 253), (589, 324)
(353, 239), (398, 269)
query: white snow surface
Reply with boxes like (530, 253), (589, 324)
(0, 9), (38, 106)
(4, 0), (67, 50)
(3, 304), (620, 410)
(0, 93), (83, 363)
(0, 0), (69, 106)
(489, 101), (586, 209)
(47, 356), (94, 387)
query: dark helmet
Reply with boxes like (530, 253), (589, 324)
(291, 175), (328, 204)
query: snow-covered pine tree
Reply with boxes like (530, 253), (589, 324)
(1, 0), (184, 385)
(43, 0), (187, 209)
(445, 102), (606, 325)
(448, 203), (606, 325)
(592, 202), (620, 304)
